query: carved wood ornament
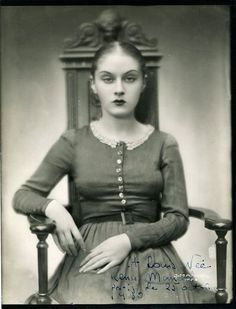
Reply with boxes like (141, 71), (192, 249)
(64, 9), (158, 49)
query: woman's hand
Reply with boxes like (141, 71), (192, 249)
(45, 200), (86, 256)
(79, 233), (131, 274)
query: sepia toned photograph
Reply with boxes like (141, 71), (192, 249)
(1, 5), (232, 304)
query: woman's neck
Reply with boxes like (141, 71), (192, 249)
(95, 115), (146, 141)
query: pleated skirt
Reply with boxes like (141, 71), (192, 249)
(48, 221), (216, 304)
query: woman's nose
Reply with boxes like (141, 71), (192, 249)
(114, 80), (125, 96)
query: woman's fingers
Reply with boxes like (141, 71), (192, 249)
(52, 233), (64, 253)
(80, 249), (103, 267)
(71, 226), (86, 251)
(80, 257), (109, 273)
(64, 230), (79, 256)
(96, 261), (116, 274)
(54, 224), (86, 256)
(58, 231), (74, 256)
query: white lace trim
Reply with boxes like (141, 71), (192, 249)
(90, 120), (155, 150)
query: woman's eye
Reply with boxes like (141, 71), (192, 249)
(125, 76), (136, 83)
(102, 77), (113, 83)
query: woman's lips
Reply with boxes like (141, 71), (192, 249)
(113, 99), (126, 106)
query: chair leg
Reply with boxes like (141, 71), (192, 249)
(26, 232), (53, 304)
(215, 230), (228, 304)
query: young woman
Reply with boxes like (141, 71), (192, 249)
(13, 41), (215, 304)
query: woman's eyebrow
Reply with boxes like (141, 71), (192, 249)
(98, 71), (113, 75)
(98, 70), (140, 75)
(124, 70), (140, 74)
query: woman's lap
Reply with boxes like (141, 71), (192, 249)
(49, 221), (216, 304)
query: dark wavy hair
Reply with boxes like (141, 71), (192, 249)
(91, 41), (147, 78)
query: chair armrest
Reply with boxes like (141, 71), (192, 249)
(189, 206), (232, 304)
(27, 205), (73, 234)
(189, 207), (232, 232)
(28, 214), (56, 235)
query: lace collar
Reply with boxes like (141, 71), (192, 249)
(90, 120), (155, 150)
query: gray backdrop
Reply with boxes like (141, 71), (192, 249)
(1, 5), (232, 304)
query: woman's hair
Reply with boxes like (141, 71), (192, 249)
(91, 41), (147, 78)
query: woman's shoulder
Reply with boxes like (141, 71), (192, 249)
(152, 128), (179, 148)
(60, 125), (90, 144)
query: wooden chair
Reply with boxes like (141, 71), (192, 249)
(24, 9), (232, 304)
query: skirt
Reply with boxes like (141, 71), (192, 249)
(48, 221), (216, 304)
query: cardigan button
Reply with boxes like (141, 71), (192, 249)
(119, 192), (124, 198)
(117, 150), (123, 155)
(117, 142), (124, 147)
(116, 168), (122, 173)
(117, 159), (122, 164)
(118, 185), (124, 191)
(121, 199), (127, 205)
(118, 176), (123, 182)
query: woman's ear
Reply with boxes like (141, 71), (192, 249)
(141, 76), (147, 93)
(90, 75), (97, 94)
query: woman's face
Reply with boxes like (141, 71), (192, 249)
(91, 49), (145, 119)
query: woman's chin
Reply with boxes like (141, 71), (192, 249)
(107, 109), (135, 119)
(111, 113), (134, 120)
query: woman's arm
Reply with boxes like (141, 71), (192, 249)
(13, 130), (85, 255)
(125, 134), (189, 250)
(13, 130), (75, 215)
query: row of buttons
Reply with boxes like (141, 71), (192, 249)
(116, 142), (127, 210)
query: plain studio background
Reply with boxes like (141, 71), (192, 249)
(1, 5), (232, 304)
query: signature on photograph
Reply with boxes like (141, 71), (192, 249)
(110, 253), (213, 301)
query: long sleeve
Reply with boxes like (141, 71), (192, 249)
(126, 134), (189, 250)
(13, 130), (75, 215)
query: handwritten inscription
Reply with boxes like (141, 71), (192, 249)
(111, 283), (143, 301)
(111, 273), (137, 282)
(127, 255), (140, 268)
(186, 254), (211, 270)
(147, 255), (176, 270)
(110, 254), (214, 301)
